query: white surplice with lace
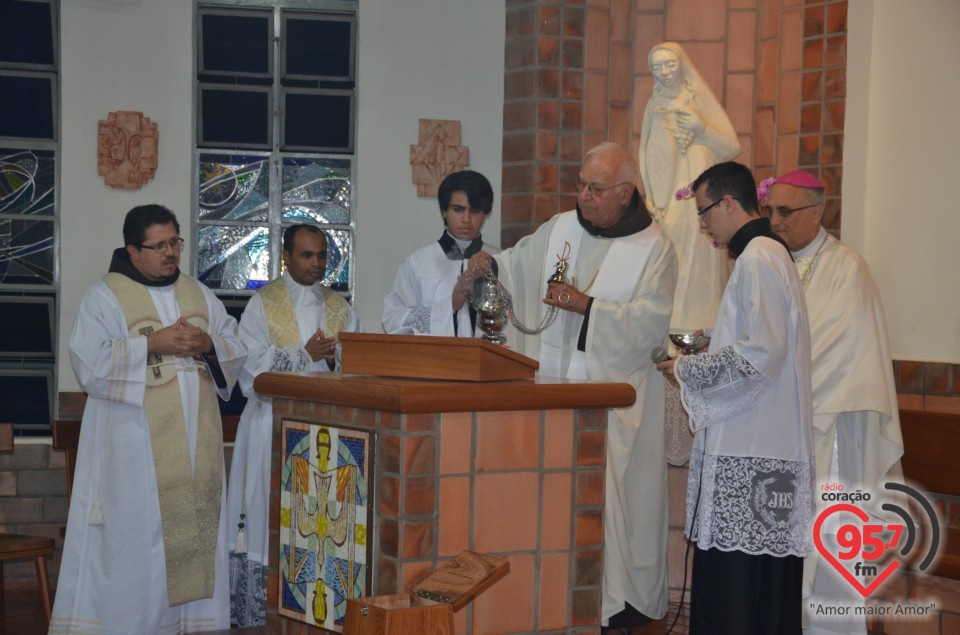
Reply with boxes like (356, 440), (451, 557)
(676, 234), (815, 559)
(382, 237), (500, 336)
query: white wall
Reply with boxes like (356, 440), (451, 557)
(845, 0), (960, 362)
(57, 0), (505, 392)
(58, 0), (195, 391)
(354, 0), (504, 333)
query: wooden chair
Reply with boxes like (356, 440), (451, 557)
(0, 423), (55, 630)
(51, 419), (81, 530)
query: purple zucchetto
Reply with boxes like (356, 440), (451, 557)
(773, 170), (825, 190)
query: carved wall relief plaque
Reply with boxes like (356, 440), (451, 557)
(97, 111), (159, 190)
(409, 118), (470, 198)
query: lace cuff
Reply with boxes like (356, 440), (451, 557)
(686, 449), (814, 557)
(270, 346), (311, 373)
(676, 345), (768, 431)
(403, 307), (431, 334)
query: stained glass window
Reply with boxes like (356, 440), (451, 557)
(281, 157), (351, 225)
(198, 153), (270, 222)
(0, 0), (59, 437)
(0, 149), (55, 214)
(313, 227), (351, 292)
(194, 2), (356, 302)
(195, 154), (355, 292)
(197, 224), (270, 291)
(0, 150), (56, 286)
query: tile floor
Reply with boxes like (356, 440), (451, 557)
(7, 588), (687, 635)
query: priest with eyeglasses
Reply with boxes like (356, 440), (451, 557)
(52, 204), (246, 634)
(469, 142), (677, 634)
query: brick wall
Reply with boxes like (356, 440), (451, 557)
(502, 0), (585, 247)
(501, 0), (848, 244)
(0, 443), (67, 590)
(895, 361), (960, 416)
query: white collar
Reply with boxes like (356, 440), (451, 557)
(282, 271), (324, 306)
(791, 227), (829, 259)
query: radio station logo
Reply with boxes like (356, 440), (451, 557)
(814, 481), (941, 599)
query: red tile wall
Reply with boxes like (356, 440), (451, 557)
(501, 0), (846, 240)
(895, 361), (960, 416)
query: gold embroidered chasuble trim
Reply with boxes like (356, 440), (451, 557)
(260, 277), (350, 346)
(104, 272), (222, 606)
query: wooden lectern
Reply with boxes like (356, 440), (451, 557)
(254, 334), (635, 635)
(339, 332), (539, 381)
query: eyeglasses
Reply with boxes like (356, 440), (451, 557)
(575, 179), (631, 197)
(697, 199), (723, 216)
(697, 196), (739, 216)
(139, 237), (184, 251)
(762, 203), (820, 218)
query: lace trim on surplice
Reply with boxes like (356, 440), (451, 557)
(403, 306), (431, 334)
(686, 449), (814, 557)
(676, 345), (767, 431)
(230, 552), (266, 627)
(271, 346), (311, 373)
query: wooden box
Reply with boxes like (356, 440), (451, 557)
(339, 332), (538, 382)
(343, 551), (509, 635)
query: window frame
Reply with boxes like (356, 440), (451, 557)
(191, 0), (358, 299)
(0, 0), (61, 437)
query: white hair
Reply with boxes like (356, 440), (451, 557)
(585, 142), (638, 186)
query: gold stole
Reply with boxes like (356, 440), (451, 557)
(260, 277), (349, 347)
(104, 273), (222, 606)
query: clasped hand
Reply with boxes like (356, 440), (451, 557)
(147, 318), (213, 358)
(304, 328), (337, 364)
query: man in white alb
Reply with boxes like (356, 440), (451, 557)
(765, 170), (904, 635)
(658, 162), (814, 635)
(226, 223), (361, 626)
(470, 142), (677, 633)
(51, 204), (246, 634)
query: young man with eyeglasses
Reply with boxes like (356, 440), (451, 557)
(469, 142), (678, 633)
(766, 171), (904, 635)
(657, 161), (814, 634)
(52, 204), (247, 634)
